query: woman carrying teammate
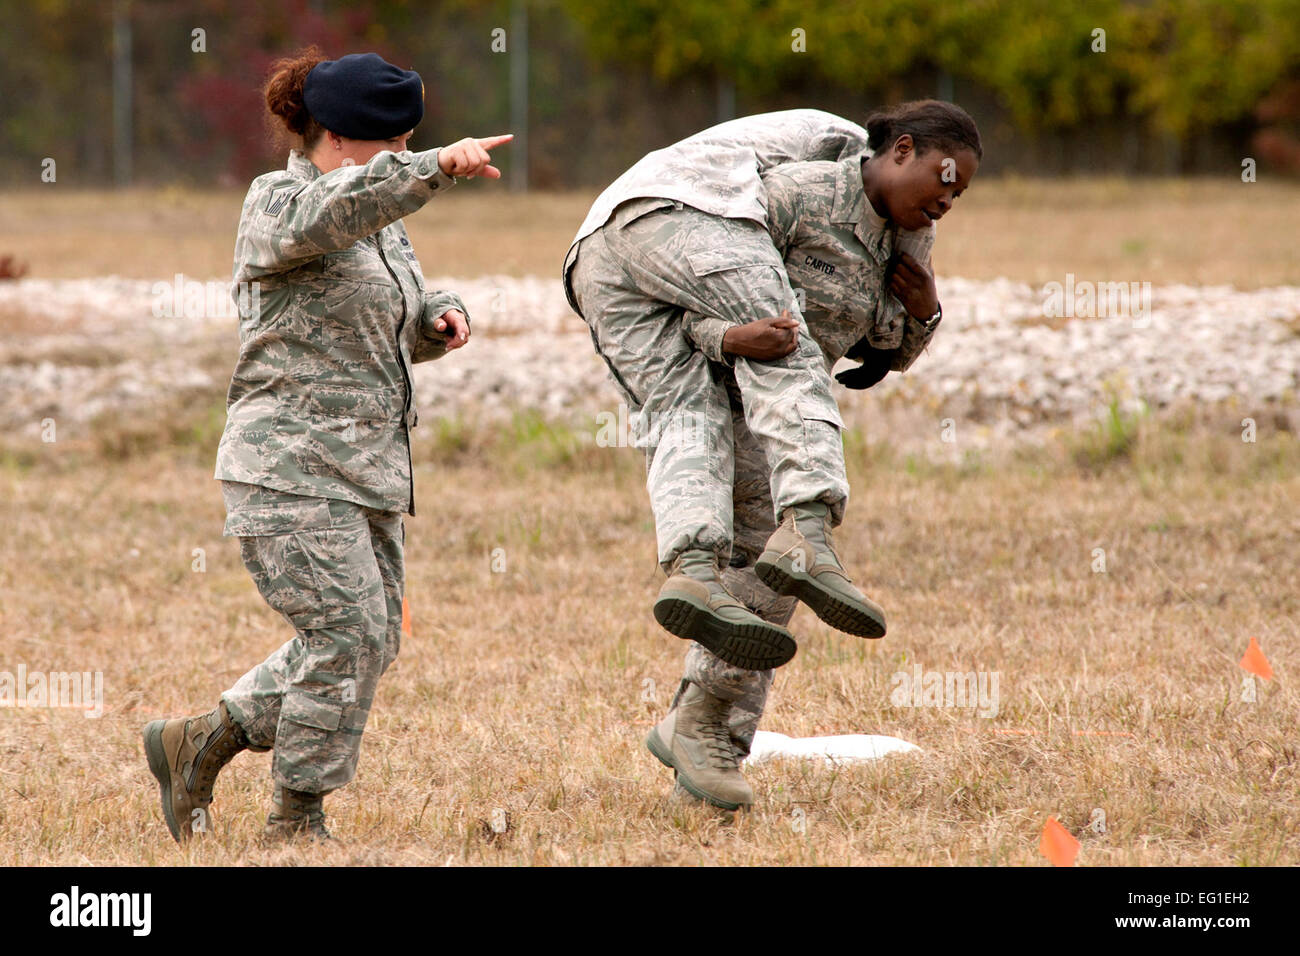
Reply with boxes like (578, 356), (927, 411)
(565, 101), (982, 809)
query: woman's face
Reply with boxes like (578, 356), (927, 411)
(865, 135), (979, 231)
(312, 129), (415, 172)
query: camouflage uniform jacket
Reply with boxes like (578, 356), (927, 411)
(562, 110), (939, 373)
(214, 146), (470, 517)
(562, 109), (869, 307)
(760, 155), (937, 372)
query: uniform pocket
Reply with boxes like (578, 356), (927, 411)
(609, 197), (678, 231)
(304, 384), (395, 422)
(319, 242), (392, 286)
(240, 530), (370, 631)
(796, 396), (844, 429)
(684, 217), (779, 277)
(281, 689), (345, 731)
(288, 597), (367, 632)
(685, 245), (775, 278)
(271, 386), (400, 490)
(796, 397), (844, 473)
(225, 498), (334, 536)
(680, 220), (793, 330)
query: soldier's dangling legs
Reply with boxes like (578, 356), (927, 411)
(219, 482), (402, 794)
(569, 202), (738, 571)
(595, 201), (850, 532)
(597, 203), (886, 641)
(683, 375), (798, 758)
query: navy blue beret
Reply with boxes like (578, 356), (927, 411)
(303, 52), (425, 140)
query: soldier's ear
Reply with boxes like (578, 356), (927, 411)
(892, 134), (914, 163)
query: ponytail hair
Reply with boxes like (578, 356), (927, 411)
(865, 99), (983, 161)
(263, 45), (330, 151)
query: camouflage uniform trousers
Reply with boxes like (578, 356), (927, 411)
(568, 197), (849, 573)
(219, 480), (405, 795)
(676, 374), (797, 760)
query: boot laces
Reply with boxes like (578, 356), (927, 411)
(788, 508), (844, 572)
(700, 696), (740, 769)
(190, 722), (242, 802)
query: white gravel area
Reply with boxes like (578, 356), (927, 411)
(1, 275), (1296, 444)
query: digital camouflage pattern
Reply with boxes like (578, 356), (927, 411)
(682, 375), (797, 758)
(219, 481), (404, 794)
(562, 109), (939, 373)
(216, 146), (470, 516)
(568, 197), (850, 570)
(763, 156), (936, 372)
(564, 112), (943, 767)
(563, 109), (870, 292)
(565, 129), (943, 572)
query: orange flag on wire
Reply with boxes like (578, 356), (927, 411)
(1039, 817), (1080, 867)
(1239, 637), (1272, 681)
(401, 595), (413, 637)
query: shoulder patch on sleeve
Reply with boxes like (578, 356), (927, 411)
(263, 184), (305, 217)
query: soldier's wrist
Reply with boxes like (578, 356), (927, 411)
(721, 326), (742, 354)
(415, 148), (457, 192)
(685, 315), (732, 365)
(908, 302), (942, 333)
(718, 327), (744, 365)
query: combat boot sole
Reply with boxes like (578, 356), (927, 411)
(754, 551), (887, 638)
(644, 727), (746, 811)
(653, 591), (796, 670)
(142, 719), (185, 843)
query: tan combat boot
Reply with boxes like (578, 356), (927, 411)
(645, 681), (754, 811)
(755, 502), (887, 638)
(263, 785), (332, 842)
(653, 549), (797, 670)
(143, 700), (248, 842)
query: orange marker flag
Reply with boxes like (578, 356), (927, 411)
(1039, 817), (1081, 867)
(401, 595), (413, 637)
(1239, 637), (1273, 681)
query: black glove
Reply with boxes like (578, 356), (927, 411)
(835, 339), (897, 389)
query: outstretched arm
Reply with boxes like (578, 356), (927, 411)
(237, 135), (512, 278)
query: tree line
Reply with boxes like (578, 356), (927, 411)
(1, 0), (1296, 187)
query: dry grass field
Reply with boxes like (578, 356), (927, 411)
(2, 176), (1298, 287)
(0, 403), (1296, 866)
(0, 181), (1296, 867)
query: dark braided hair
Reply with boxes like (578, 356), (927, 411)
(865, 99), (982, 161)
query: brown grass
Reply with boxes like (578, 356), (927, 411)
(0, 406), (1296, 865)
(1, 176), (1297, 287)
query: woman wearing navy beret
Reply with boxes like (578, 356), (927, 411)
(144, 47), (511, 844)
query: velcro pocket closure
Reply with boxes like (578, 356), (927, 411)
(684, 214), (779, 277)
(610, 196), (677, 230)
(796, 396), (844, 429)
(281, 690), (345, 732)
(304, 384), (394, 421)
(685, 246), (772, 278)
(289, 600), (367, 632)
(320, 243), (392, 286)
(224, 498), (334, 536)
